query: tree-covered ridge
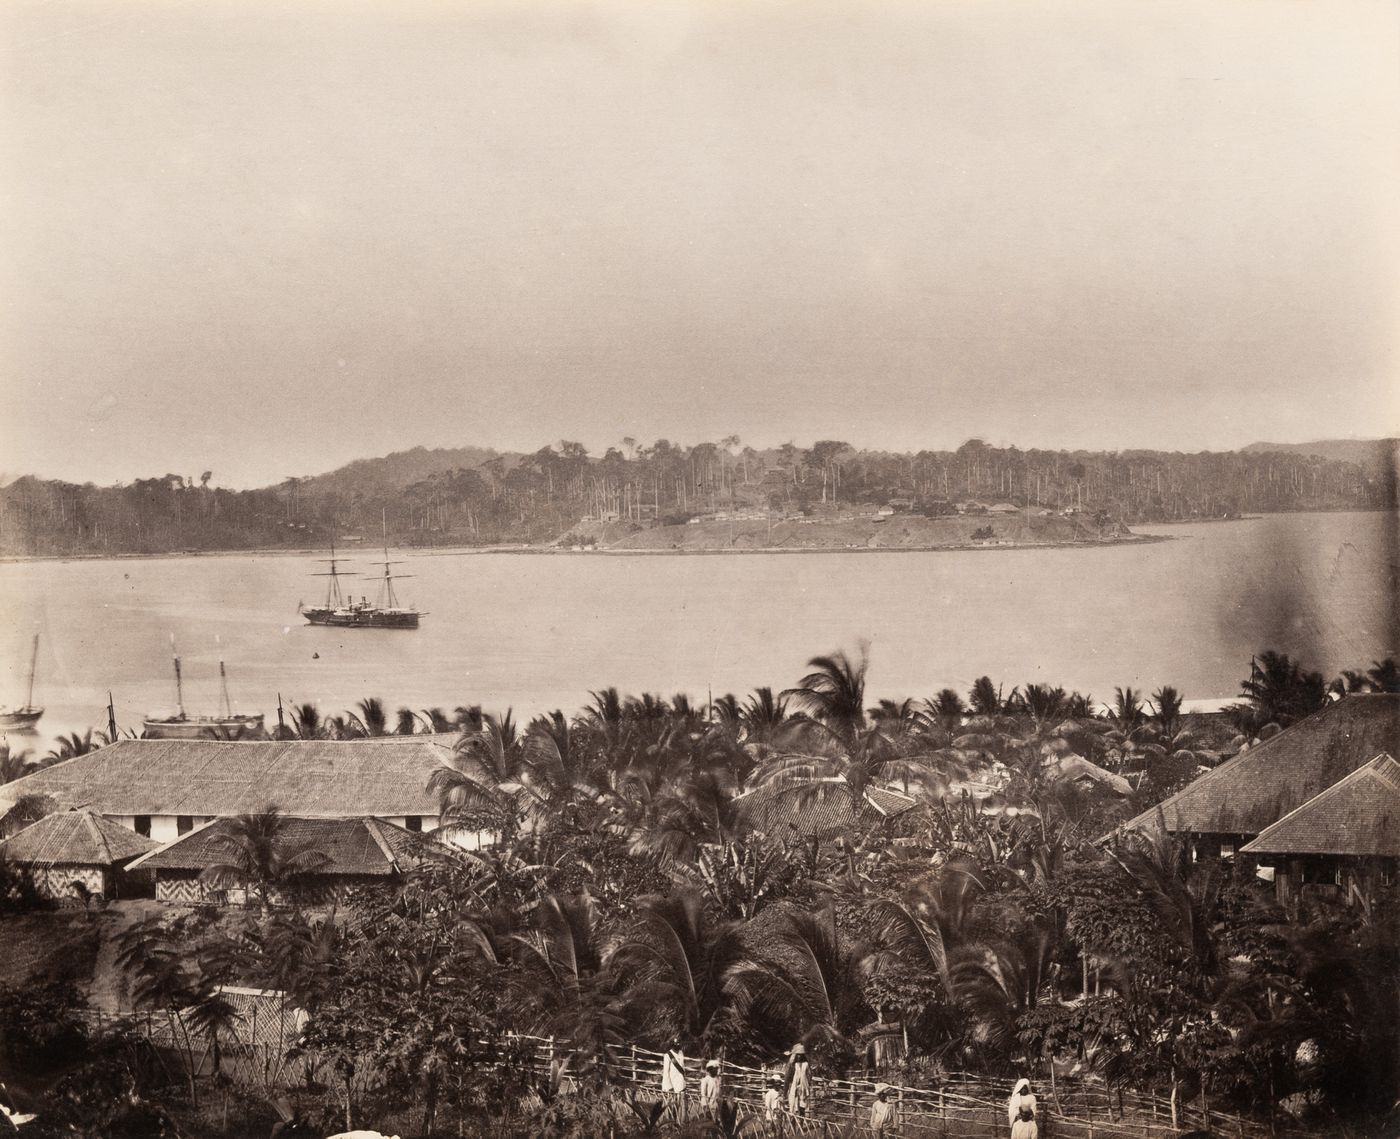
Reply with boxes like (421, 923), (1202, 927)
(1, 437), (1393, 556)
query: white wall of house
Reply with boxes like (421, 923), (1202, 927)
(107, 812), (440, 840)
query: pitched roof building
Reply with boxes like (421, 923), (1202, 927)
(128, 814), (435, 905)
(1241, 753), (1400, 859)
(735, 776), (918, 839)
(0, 808), (160, 900)
(0, 738), (452, 844)
(1118, 693), (1400, 841)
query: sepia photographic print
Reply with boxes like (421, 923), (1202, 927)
(1, 1), (1397, 1136)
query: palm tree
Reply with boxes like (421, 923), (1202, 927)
(45, 730), (104, 763)
(1238, 650), (1327, 729)
(1020, 684), (1068, 726)
(1149, 685), (1185, 739)
(199, 808), (330, 910)
(927, 688), (967, 730)
(609, 890), (749, 1047)
(784, 648), (868, 742)
(1366, 657), (1400, 693)
(0, 742), (38, 784)
(968, 676), (1002, 716)
(1110, 686), (1147, 731)
(582, 687), (628, 749)
(116, 917), (208, 1104)
(350, 696), (389, 737)
(429, 711), (529, 834)
(740, 687), (790, 743)
(418, 707), (457, 733)
(290, 702), (322, 739)
(394, 707), (417, 735)
(730, 906), (875, 1055)
(510, 892), (625, 1079)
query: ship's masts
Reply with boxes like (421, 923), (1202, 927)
(25, 633), (37, 709)
(170, 636), (185, 717)
(218, 636), (232, 718)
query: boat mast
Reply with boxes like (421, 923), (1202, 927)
(217, 636), (231, 718)
(327, 535), (343, 608)
(24, 633), (37, 709)
(381, 509), (398, 608)
(170, 635), (185, 718)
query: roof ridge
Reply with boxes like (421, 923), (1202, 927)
(362, 817), (401, 870)
(1242, 754), (1400, 850)
(1110, 697), (1396, 838)
(125, 817), (222, 871)
(83, 811), (112, 863)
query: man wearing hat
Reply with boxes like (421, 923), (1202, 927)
(871, 1084), (897, 1136)
(785, 1043), (811, 1116)
(698, 1060), (722, 1116)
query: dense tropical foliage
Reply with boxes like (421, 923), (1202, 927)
(2, 436), (1392, 555)
(1, 649), (1397, 1136)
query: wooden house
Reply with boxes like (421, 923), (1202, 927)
(0, 737), (452, 844)
(1241, 753), (1400, 912)
(1115, 693), (1400, 908)
(735, 776), (918, 842)
(127, 814), (436, 905)
(0, 808), (158, 901)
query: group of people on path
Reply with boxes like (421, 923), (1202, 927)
(660, 1040), (1038, 1138)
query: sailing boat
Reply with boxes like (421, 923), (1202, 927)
(300, 520), (423, 629)
(142, 637), (265, 739)
(0, 634), (44, 731)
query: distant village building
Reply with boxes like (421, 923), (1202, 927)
(1117, 694), (1400, 911)
(734, 777), (918, 841)
(0, 738), (451, 843)
(128, 815), (435, 906)
(0, 808), (158, 901)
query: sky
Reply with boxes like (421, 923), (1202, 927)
(2, 0), (1397, 489)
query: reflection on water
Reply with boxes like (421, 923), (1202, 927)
(0, 511), (1393, 752)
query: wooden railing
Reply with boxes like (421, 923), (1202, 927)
(83, 1008), (1283, 1138)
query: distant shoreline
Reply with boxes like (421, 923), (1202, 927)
(1, 532), (1174, 565)
(13, 507), (1396, 565)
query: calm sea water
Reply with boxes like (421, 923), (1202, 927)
(1, 511), (1394, 751)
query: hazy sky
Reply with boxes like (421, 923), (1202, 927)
(2, 0), (1397, 488)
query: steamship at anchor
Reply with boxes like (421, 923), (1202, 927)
(300, 536), (423, 629)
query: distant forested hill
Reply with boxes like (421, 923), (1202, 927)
(1, 438), (1394, 557)
(1243, 438), (1398, 477)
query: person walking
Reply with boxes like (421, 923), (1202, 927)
(698, 1060), (722, 1116)
(870, 1083), (897, 1136)
(785, 1043), (812, 1116)
(1008, 1078), (1038, 1139)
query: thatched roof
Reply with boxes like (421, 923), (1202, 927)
(1045, 754), (1132, 796)
(0, 738), (452, 819)
(128, 815), (432, 876)
(0, 808), (159, 866)
(1117, 694), (1400, 838)
(1241, 754), (1400, 858)
(736, 777), (918, 838)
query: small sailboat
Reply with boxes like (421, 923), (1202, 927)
(0, 634), (44, 731)
(142, 637), (265, 739)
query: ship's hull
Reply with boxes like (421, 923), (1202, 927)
(142, 713), (266, 739)
(303, 607), (420, 629)
(0, 706), (43, 731)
